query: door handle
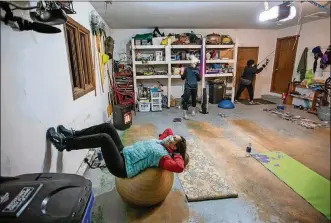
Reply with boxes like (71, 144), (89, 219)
(275, 68), (279, 71)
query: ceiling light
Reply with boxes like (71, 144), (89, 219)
(259, 5), (279, 22)
(259, 3), (296, 22)
(279, 6), (297, 22)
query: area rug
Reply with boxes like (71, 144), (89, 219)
(178, 139), (238, 202)
(239, 98), (276, 105)
(252, 151), (330, 220)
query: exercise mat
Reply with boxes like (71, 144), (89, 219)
(252, 151), (330, 220)
(239, 98), (276, 105)
(178, 139), (238, 202)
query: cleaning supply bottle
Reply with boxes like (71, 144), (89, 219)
(97, 148), (103, 161)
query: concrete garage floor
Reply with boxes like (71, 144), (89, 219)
(85, 103), (330, 223)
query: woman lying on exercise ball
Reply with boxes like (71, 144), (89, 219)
(46, 123), (188, 178)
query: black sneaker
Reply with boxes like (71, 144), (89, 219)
(46, 127), (67, 152)
(57, 125), (74, 137)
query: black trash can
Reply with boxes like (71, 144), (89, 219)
(208, 82), (226, 104)
(0, 173), (93, 223)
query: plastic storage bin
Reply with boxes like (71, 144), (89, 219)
(151, 103), (162, 112)
(138, 102), (151, 112)
(151, 92), (162, 98)
(152, 98), (162, 104)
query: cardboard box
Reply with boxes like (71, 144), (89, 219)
(170, 97), (176, 107)
(219, 49), (233, 59)
(175, 98), (181, 107)
(172, 67), (181, 75)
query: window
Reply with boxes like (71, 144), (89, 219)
(64, 17), (94, 100)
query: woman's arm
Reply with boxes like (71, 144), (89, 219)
(159, 154), (185, 173)
(195, 69), (201, 82)
(159, 129), (176, 151)
(181, 68), (187, 80)
(255, 67), (264, 74)
(160, 135), (175, 145)
(159, 128), (174, 140)
(254, 64), (267, 74)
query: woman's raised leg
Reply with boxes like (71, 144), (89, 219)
(69, 133), (127, 177)
(47, 127), (127, 178)
(58, 122), (124, 151)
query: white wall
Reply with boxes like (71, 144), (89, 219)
(1, 2), (111, 176)
(277, 18), (330, 81)
(110, 29), (277, 98)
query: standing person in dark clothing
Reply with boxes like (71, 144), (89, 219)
(181, 55), (201, 119)
(235, 59), (268, 104)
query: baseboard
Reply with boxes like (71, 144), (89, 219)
(76, 149), (96, 176)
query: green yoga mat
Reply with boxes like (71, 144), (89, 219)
(252, 151), (330, 220)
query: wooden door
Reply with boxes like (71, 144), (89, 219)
(236, 47), (259, 100)
(271, 36), (298, 94)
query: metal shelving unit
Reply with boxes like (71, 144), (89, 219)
(131, 37), (238, 107)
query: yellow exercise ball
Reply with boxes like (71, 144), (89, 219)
(115, 168), (174, 207)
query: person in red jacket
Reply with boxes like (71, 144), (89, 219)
(158, 128), (189, 173)
(46, 123), (188, 178)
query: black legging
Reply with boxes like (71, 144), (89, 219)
(235, 83), (254, 101)
(182, 87), (197, 110)
(67, 123), (127, 178)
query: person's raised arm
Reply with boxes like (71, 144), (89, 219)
(254, 64), (266, 74)
(159, 154), (184, 173)
(159, 128), (174, 140)
(160, 135), (175, 145)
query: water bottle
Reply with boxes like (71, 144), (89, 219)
(246, 143), (252, 157)
(97, 149), (103, 161)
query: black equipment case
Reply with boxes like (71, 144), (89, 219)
(0, 173), (93, 223)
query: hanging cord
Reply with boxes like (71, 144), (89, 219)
(104, 1), (112, 14)
(264, 0), (269, 11)
(257, 50), (275, 67)
(293, 2), (303, 50)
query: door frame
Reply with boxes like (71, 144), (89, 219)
(270, 35), (299, 93)
(236, 47), (259, 99)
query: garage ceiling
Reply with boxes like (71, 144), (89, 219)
(91, 0), (330, 29)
